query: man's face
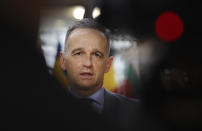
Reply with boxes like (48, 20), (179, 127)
(60, 28), (113, 90)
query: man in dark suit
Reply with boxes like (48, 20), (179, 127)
(60, 18), (140, 130)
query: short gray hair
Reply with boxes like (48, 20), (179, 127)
(64, 18), (110, 55)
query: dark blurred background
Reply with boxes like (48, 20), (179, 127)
(1, 0), (202, 130)
(99, 0), (202, 130)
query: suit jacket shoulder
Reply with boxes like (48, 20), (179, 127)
(102, 89), (141, 130)
(104, 89), (140, 105)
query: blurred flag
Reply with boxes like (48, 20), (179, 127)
(112, 63), (140, 98)
(52, 42), (69, 88)
(103, 63), (118, 91)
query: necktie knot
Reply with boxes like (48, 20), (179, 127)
(79, 98), (94, 105)
(79, 98), (99, 112)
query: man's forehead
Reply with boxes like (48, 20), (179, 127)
(64, 27), (109, 56)
(66, 28), (107, 46)
(67, 43), (106, 53)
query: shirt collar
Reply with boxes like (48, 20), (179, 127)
(88, 87), (104, 105)
(67, 87), (104, 105)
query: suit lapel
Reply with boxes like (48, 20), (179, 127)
(102, 89), (120, 116)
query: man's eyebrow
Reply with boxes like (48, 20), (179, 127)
(71, 48), (84, 53)
(93, 49), (104, 55)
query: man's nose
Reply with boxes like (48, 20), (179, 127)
(83, 55), (92, 68)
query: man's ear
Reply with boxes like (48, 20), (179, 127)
(104, 56), (113, 73)
(60, 51), (66, 70)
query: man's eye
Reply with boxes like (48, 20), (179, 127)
(94, 52), (101, 57)
(74, 52), (81, 55)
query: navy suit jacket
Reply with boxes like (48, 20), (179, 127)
(65, 88), (140, 130)
(101, 89), (141, 130)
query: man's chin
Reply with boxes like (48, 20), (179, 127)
(74, 83), (98, 91)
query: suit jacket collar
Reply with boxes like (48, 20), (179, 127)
(102, 89), (120, 114)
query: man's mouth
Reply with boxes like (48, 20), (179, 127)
(80, 72), (93, 79)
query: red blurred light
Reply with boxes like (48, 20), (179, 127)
(155, 11), (184, 42)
